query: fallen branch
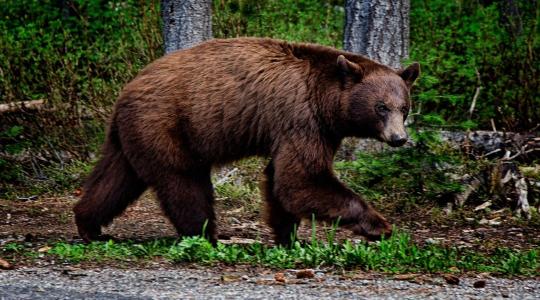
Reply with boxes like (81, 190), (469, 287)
(0, 99), (45, 113)
(515, 178), (530, 219)
(468, 68), (482, 118)
(468, 86), (482, 118)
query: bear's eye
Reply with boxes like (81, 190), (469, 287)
(400, 106), (409, 114)
(375, 102), (390, 116)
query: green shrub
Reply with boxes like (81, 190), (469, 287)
(0, 0), (161, 105)
(335, 132), (479, 206)
(0, 0), (162, 195)
(409, 0), (538, 131)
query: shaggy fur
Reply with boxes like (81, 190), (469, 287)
(74, 37), (419, 245)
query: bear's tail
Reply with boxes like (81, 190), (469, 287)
(73, 117), (147, 242)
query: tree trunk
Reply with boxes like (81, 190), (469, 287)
(161, 0), (212, 54)
(343, 0), (410, 69)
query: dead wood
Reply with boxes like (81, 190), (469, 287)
(0, 100), (45, 113)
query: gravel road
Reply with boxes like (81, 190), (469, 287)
(0, 267), (538, 299)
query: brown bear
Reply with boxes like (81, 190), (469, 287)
(73, 37), (419, 245)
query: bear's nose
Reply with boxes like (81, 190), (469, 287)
(388, 134), (407, 147)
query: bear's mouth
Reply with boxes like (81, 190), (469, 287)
(378, 133), (408, 147)
(386, 138), (407, 147)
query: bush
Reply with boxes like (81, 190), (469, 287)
(409, 0), (539, 131)
(0, 0), (162, 193)
(0, 0), (161, 105)
(335, 132), (474, 206)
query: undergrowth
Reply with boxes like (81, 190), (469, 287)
(0, 0), (161, 195)
(212, 157), (265, 214)
(336, 131), (483, 207)
(4, 231), (535, 276)
(213, 0), (344, 47)
(409, 0), (539, 131)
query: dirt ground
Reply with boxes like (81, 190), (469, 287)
(1, 190), (538, 254)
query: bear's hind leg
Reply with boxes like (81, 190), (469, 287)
(154, 169), (216, 244)
(74, 145), (147, 242)
(262, 161), (300, 246)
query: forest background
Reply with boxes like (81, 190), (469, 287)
(0, 0), (538, 211)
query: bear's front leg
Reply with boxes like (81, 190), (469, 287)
(271, 145), (392, 242)
(261, 160), (301, 246)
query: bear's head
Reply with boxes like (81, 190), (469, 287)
(337, 55), (420, 147)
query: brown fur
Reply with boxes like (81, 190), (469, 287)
(74, 37), (419, 245)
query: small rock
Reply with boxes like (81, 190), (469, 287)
(61, 268), (87, 278)
(443, 274), (460, 285)
(0, 258), (13, 270)
(220, 275), (241, 283)
(274, 272), (286, 283)
(255, 279), (274, 285)
(216, 234), (230, 240)
(473, 280), (486, 288)
(425, 238), (444, 245)
(296, 269), (315, 279)
(393, 274), (418, 281)
(488, 219), (501, 226)
(219, 237), (257, 245)
(479, 218), (501, 226)
(24, 234), (34, 242)
(474, 201), (492, 211)
(38, 246), (52, 253)
(491, 208), (506, 216)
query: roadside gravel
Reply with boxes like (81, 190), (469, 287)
(0, 267), (538, 299)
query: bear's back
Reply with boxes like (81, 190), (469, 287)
(115, 38), (317, 163)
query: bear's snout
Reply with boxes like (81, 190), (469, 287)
(380, 112), (408, 147)
(388, 133), (408, 147)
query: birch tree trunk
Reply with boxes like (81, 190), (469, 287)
(161, 0), (212, 54)
(343, 0), (410, 68)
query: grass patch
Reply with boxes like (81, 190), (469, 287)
(212, 157), (265, 212)
(36, 231), (539, 276)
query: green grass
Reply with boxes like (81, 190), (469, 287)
(212, 157), (265, 212)
(3, 231), (535, 276)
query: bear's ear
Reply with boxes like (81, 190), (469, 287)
(399, 62), (420, 87)
(337, 55), (363, 78)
